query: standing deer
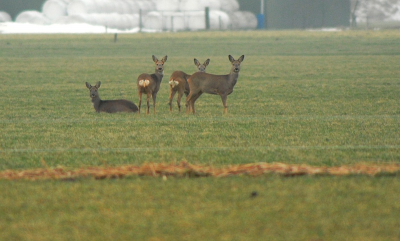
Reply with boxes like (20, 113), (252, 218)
(168, 58), (210, 112)
(86, 81), (138, 113)
(186, 55), (244, 114)
(137, 55), (168, 114)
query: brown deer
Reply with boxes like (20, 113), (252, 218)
(137, 55), (167, 114)
(168, 58), (210, 112)
(186, 55), (244, 114)
(86, 81), (138, 113)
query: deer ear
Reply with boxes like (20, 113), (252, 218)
(96, 81), (101, 88)
(238, 55), (245, 62)
(162, 55), (168, 63)
(228, 55), (235, 63)
(152, 55), (158, 62)
(86, 82), (91, 89)
(204, 59), (210, 66)
(194, 58), (200, 66)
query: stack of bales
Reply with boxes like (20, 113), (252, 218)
(144, 0), (256, 31)
(14, 0), (256, 31)
(53, 0), (153, 30)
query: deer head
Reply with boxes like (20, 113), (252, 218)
(86, 81), (101, 99)
(194, 58), (210, 72)
(153, 55), (167, 74)
(229, 55), (244, 73)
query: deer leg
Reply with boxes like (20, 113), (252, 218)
(220, 94), (228, 114)
(146, 93), (151, 114)
(185, 92), (194, 114)
(169, 88), (176, 112)
(138, 91), (142, 114)
(152, 93), (157, 114)
(190, 92), (202, 114)
(177, 89), (184, 112)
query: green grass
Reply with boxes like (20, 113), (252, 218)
(0, 30), (400, 240)
(1, 177), (400, 241)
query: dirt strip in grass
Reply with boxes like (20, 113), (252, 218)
(1, 161), (400, 180)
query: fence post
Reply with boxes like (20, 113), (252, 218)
(139, 9), (143, 32)
(205, 7), (210, 30)
(257, 0), (265, 29)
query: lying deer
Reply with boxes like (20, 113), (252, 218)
(168, 58), (210, 112)
(86, 81), (138, 113)
(186, 55), (244, 114)
(137, 55), (168, 114)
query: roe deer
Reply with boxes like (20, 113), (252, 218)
(186, 55), (244, 114)
(137, 55), (168, 114)
(86, 81), (138, 113)
(168, 58), (210, 112)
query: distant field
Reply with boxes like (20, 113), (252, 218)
(1, 31), (400, 169)
(0, 31), (399, 240)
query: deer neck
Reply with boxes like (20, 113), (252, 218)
(228, 69), (240, 85)
(91, 96), (102, 112)
(153, 70), (164, 84)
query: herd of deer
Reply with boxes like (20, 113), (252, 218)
(86, 54), (244, 115)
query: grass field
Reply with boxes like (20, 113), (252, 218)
(1, 30), (400, 240)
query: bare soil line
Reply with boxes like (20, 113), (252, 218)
(1, 161), (400, 181)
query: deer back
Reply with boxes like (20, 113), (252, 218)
(188, 72), (234, 95)
(188, 55), (243, 95)
(86, 81), (138, 113)
(169, 58), (210, 94)
(169, 71), (190, 93)
(98, 100), (139, 113)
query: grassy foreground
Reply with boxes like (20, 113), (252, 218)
(1, 177), (400, 241)
(0, 30), (400, 240)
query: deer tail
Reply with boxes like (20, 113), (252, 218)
(138, 79), (150, 87)
(169, 79), (179, 87)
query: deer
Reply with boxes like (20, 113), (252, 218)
(186, 55), (244, 114)
(168, 58), (210, 112)
(86, 81), (138, 113)
(137, 55), (168, 114)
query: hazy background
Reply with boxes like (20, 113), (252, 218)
(1, 0), (350, 29)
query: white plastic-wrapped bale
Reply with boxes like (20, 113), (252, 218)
(204, 0), (222, 11)
(128, 0), (155, 14)
(16, 11), (52, 25)
(142, 11), (162, 31)
(180, 0), (221, 11)
(124, 1), (139, 14)
(155, 0), (180, 11)
(115, 0), (133, 14)
(54, 15), (87, 24)
(42, 0), (68, 21)
(67, 0), (140, 15)
(116, 13), (140, 29)
(157, 10), (229, 31)
(67, 0), (92, 15)
(119, 0), (151, 15)
(185, 11), (205, 31)
(219, 0), (240, 12)
(209, 10), (230, 30)
(0, 11), (12, 22)
(229, 11), (257, 29)
(55, 13), (139, 30)
(161, 12), (186, 31)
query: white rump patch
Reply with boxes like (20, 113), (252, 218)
(138, 79), (150, 87)
(169, 80), (179, 87)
